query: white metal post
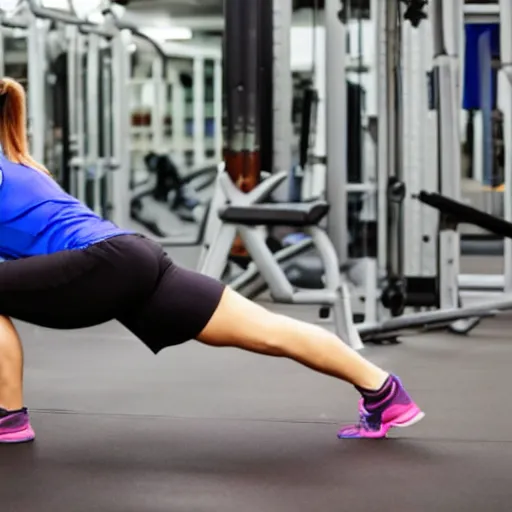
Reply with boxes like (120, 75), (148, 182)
(151, 56), (164, 151)
(401, 17), (438, 278)
(213, 57), (223, 162)
(325, 0), (348, 263)
(66, 24), (78, 197)
(76, 31), (87, 204)
(27, 14), (46, 163)
(170, 66), (186, 167)
(86, 32), (101, 214)
(375, 0), (389, 282)
(303, 26), (326, 200)
(193, 56), (205, 167)
(111, 28), (132, 227)
(431, 0), (462, 310)
(499, 0), (512, 292)
(272, 0), (292, 179)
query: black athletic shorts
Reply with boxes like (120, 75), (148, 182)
(0, 234), (225, 353)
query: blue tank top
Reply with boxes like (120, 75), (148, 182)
(0, 157), (132, 260)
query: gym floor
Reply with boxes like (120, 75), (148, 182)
(1, 251), (511, 511)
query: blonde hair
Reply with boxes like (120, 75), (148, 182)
(0, 78), (50, 175)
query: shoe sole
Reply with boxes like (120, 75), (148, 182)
(387, 411), (425, 437)
(0, 427), (36, 444)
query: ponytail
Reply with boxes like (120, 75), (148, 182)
(0, 78), (50, 175)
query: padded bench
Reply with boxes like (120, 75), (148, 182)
(198, 170), (363, 351)
(418, 191), (512, 238)
(218, 201), (330, 227)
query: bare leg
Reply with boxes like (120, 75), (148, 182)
(197, 288), (388, 391)
(0, 316), (24, 410)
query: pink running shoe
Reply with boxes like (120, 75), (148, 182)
(338, 376), (424, 439)
(0, 408), (35, 444)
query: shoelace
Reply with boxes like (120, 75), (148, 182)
(356, 410), (380, 432)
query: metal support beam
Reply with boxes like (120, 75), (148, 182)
(272, 0), (292, 177)
(325, 0), (348, 263)
(110, 27), (132, 228)
(431, 0), (462, 310)
(193, 56), (205, 167)
(500, 0), (512, 292)
(27, 13), (46, 163)
(213, 59), (223, 161)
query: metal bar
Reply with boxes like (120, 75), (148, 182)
(272, 0), (292, 201)
(431, 0), (462, 310)
(458, 273), (504, 291)
(213, 58), (223, 161)
(402, 20), (430, 276)
(193, 56), (205, 166)
(66, 24), (78, 197)
(27, 12), (45, 163)
(151, 56), (164, 150)
(359, 297), (512, 338)
(114, 19), (168, 59)
(0, 15), (28, 29)
(87, 32), (101, 214)
(325, 0), (348, 262)
(500, 0), (512, 292)
(230, 237), (313, 292)
(110, 27), (131, 227)
(78, 23), (115, 40)
(26, 0), (114, 36)
(27, 0), (87, 26)
(375, 0), (389, 283)
(169, 67), (186, 166)
(102, 45), (114, 220)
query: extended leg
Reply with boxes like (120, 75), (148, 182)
(0, 316), (35, 443)
(198, 288), (387, 390)
(197, 288), (424, 438)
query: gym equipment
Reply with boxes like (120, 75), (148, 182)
(198, 168), (512, 346)
(419, 191), (512, 294)
(359, 189), (512, 342)
(358, 295), (511, 342)
(131, 162), (226, 248)
(199, 169), (363, 351)
(114, 10), (222, 235)
(24, 0), (130, 227)
(130, 155), (217, 240)
(223, 0), (273, 196)
(143, 152), (216, 222)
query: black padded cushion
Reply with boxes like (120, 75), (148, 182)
(418, 191), (512, 238)
(218, 201), (330, 227)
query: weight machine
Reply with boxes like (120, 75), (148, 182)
(10, 0), (131, 228)
(123, 22), (222, 246)
(198, 0), (512, 347)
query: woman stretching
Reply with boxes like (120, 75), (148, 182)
(0, 78), (424, 444)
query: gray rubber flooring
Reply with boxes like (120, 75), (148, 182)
(2, 250), (512, 511)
